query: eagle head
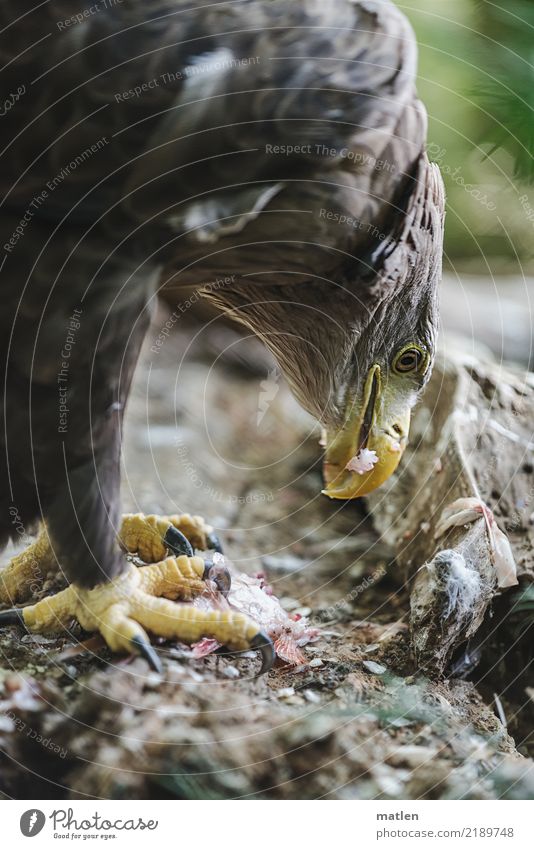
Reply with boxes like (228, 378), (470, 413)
(322, 161), (444, 499)
(202, 158), (444, 501)
(321, 273), (438, 499)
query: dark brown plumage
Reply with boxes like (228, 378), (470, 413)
(0, 0), (444, 591)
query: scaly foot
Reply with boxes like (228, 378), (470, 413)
(119, 512), (223, 562)
(0, 512), (225, 605)
(0, 528), (56, 605)
(0, 555), (274, 675)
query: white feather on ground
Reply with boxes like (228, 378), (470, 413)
(435, 497), (518, 588)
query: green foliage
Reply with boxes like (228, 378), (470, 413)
(404, 0), (534, 266)
(151, 771), (231, 800)
(503, 583), (534, 641)
(475, 1), (534, 182)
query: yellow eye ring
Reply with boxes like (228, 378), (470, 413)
(392, 344), (428, 375)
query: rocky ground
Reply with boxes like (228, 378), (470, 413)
(0, 301), (533, 800)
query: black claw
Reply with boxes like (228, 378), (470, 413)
(164, 525), (194, 558)
(0, 608), (26, 628)
(249, 631), (275, 676)
(130, 635), (163, 674)
(206, 532), (224, 554)
(203, 560), (231, 597)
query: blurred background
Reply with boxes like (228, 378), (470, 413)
(406, 0), (533, 266)
(403, 0), (534, 366)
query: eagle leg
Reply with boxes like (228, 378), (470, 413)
(2, 560), (273, 675)
(0, 527), (57, 605)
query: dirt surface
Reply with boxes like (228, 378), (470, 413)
(1, 305), (533, 800)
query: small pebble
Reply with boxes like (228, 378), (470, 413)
(261, 555), (303, 573)
(21, 634), (58, 645)
(280, 597), (300, 611)
(387, 745), (437, 767)
(373, 773), (404, 797)
(277, 687), (296, 698)
(364, 643), (379, 654)
(363, 660), (386, 675)
(309, 657), (323, 668)
(222, 665), (240, 679)
(188, 669), (204, 683)
(388, 717), (413, 728)
(349, 562), (366, 580)
(304, 689), (321, 704)
(145, 672), (163, 687)
(0, 716), (14, 732)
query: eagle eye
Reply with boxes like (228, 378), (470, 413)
(392, 345), (426, 375)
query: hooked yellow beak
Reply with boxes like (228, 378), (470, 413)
(322, 365), (411, 499)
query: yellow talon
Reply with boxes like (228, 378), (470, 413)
(3, 559), (273, 674)
(165, 513), (216, 551)
(0, 512), (218, 606)
(22, 585), (76, 632)
(0, 527), (57, 605)
(119, 512), (216, 562)
(137, 554), (206, 601)
(0, 516), (273, 674)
